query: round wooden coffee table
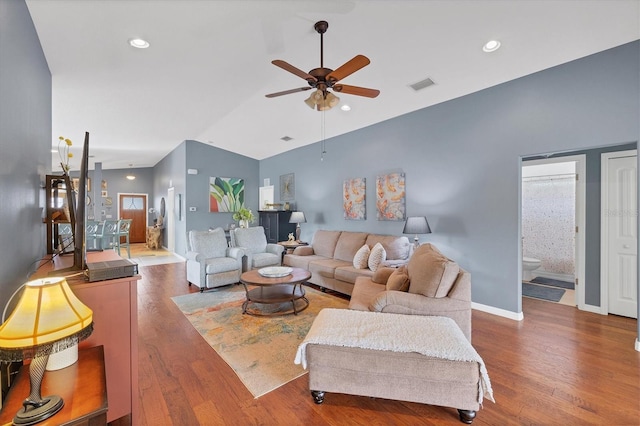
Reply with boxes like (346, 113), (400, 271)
(240, 267), (311, 316)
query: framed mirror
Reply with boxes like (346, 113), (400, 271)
(160, 197), (166, 218)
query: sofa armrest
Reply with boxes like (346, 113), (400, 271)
(226, 247), (245, 260)
(186, 251), (203, 262)
(369, 291), (471, 315)
(292, 246), (314, 255)
(266, 243), (284, 256)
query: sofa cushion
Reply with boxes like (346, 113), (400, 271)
(365, 234), (411, 261)
(233, 226), (267, 254)
(189, 229), (228, 258)
(283, 254), (326, 270)
(335, 265), (374, 284)
(368, 242), (387, 272)
(204, 256), (239, 274)
(311, 230), (342, 258)
(334, 232), (369, 262)
(309, 259), (352, 279)
(251, 252), (281, 268)
(386, 265), (410, 292)
(407, 244), (460, 298)
(371, 267), (395, 284)
(352, 244), (370, 269)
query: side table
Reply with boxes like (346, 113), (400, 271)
(278, 241), (309, 263)
(0, 345), (108, 426)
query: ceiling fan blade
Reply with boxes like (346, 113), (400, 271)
(332, 84), (380, 98)
(326, 55), (370, 83)
(265, 87), (312, 98)
(272, 60), (316, 82)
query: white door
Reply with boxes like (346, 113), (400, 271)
(602, 150), (638, 318)
(167, 187), (175, 253)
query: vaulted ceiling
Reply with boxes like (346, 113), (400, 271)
(25, 0), (640, 171)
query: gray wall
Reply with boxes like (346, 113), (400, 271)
(0, 0), (52, 305)
(260, 41), (640, 315)
(154, 141), (186, 253)
(87, 167), (154, 223)
(184, 141), (259, 246)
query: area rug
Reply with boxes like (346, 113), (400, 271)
(522, 282), (565, 302)
(530, 276), (575, 290)
(171, 284), (349, 398)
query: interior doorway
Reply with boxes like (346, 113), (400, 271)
(521, 155), (586, 309)
(118, 193), (147, 243)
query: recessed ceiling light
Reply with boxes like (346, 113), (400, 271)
(482, 40), (501, 53)
(51, 149), (57, 153)
(129, 38), (149, 49)
(341, 105), (351, 111)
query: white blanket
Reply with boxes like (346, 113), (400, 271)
(294, 308), (494, 404)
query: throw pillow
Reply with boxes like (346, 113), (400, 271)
(352, 244), (370, 269)
(368, 242), (387, 272)
(407, 244), (460, 298)
(386, 265), (410, 292)
(371, 267), (395, 284)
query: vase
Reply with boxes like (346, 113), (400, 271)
(239, 220), (249, 228)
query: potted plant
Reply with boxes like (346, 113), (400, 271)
(233, 207), (255, 228)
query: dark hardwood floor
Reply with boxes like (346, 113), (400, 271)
(134, 261), (639, 425)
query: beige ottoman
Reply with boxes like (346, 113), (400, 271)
(295, 309), (494, 424)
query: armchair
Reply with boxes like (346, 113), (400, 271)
(230, 226), (284, 271)
(186, 228), (244, 292)
(348, 243), (472, 341)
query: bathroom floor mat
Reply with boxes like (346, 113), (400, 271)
(522, 282), (565, 302)
(530, 276), (575, 290)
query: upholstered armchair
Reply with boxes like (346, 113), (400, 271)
(348, 243), (472, 341)
(186, 228), (245, 292)
(231, 226), (284, 270)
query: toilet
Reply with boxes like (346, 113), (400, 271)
(522, 257), (542, 281)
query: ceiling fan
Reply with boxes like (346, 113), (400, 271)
(265, 20), (380, 111)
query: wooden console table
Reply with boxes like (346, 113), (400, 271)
(31, 251), (139, 424)
(0, 346), (108, 426)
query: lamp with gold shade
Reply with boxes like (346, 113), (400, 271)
(0, 277), (93, 425)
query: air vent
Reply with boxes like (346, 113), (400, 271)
(280, 136), (293, 142)
(409, 77), (435, 91)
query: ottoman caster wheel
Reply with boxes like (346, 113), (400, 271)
(311, 390), (325, 404)
(457, 409), (476, 424)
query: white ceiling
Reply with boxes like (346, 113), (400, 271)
(25, 0), (640, 171)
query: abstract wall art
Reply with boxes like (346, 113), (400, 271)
(209, 177), (244, 212)
(343, 177), (366, 220)
(376, 172), (405, 221)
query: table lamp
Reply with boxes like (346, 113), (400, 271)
(403, 216), (432, 248)
(289, 211), (306, 242)
(0, 277), (93, 425)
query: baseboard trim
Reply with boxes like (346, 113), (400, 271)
(580, 304), (604, 315)
(472, 302), (524, 321)
(533, 270), (574, 283)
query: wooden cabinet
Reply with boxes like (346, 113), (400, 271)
(258, 211), (296, 244)
(0, 346), (108, 426)
(32, 251), (139, 425)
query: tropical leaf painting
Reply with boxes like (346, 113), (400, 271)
(210, 177), (245, 212)
(376, 172), (405, 221)
(343, 177), (366, 220)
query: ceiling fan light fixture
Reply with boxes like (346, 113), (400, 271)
(304, 94), (316, 109)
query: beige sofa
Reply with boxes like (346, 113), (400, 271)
(348, 243), (472, 341)
(283, 230), (411, 296)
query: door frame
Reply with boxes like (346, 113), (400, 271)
(117, 192), (149, 244)
(167, 187), (175, 253)
(521, 154), (586, 310)
(600, 149), (638, 315)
